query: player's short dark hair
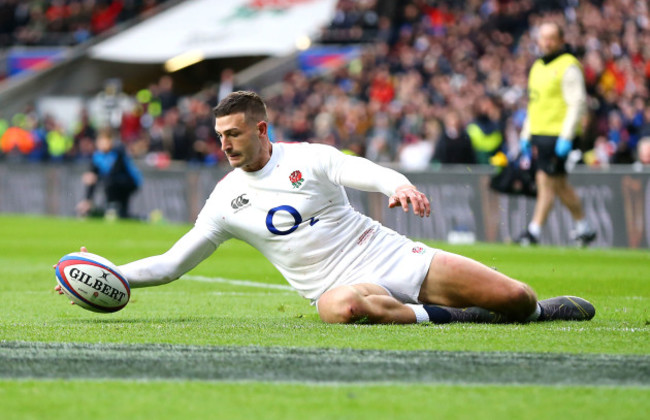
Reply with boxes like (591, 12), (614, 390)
(213, 91), (268, 124)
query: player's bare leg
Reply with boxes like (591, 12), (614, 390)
(418, 251), (537, 322)
(316, 252), (594, 324)
(417, 252), (594, 323)
(316, 252), (536, 325)
(317, 284), (416, 324)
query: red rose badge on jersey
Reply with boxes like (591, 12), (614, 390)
(290, 170), (304, 188)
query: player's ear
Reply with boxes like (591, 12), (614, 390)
(257, 121), (268, 138)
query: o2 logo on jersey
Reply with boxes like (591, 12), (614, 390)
(266, 205), (319, 235)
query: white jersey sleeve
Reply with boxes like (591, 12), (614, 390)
(118, 175), (234, 288)
(314, 145), (412, 197)
(194, 177), (236, 246)
(118, 227), (217, 288)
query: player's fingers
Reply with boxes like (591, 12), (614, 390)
(53, 284), (72, 303)
(388, 195), (408, 211)
(410, 192), (423, 216)
(405, 190), (430, 217)
(408, 196), (419, 215)
(399, 193), (409, 212)
(417, 200), (425, 217)
(423, 194), (431, 217)
(395, 185), (421, 214)
(80, 246), (88, 253)
(416, 192), (429, 217)
(391, 186), (429, 214)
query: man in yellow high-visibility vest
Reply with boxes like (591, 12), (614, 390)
(517, 22), (596, 246)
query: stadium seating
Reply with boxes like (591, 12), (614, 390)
(0, 0), (648, 168)
(0, 0), (170, 48)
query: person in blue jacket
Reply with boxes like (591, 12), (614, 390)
(76, 128), (142, 219)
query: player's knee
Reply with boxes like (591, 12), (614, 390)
(317, 287), (365, 324)
(513, 283), (536, 306)
(505, 283), (537, 320)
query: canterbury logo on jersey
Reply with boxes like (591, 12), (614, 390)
(231, 194), (250, 212)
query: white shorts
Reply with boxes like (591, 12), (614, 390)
(317, 226), (438, 305)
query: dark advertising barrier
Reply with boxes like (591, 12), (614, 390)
(1, 163), (649, 248)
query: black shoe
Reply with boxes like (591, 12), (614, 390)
(538, 296), (595, 321)
(572, 230), (597, 247)
(515, 229), (539, 246)
(423, 305), (507, 324)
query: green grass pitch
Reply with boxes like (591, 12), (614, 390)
(0, 214), (648, 419)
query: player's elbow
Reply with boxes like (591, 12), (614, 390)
(125, 268), (179, 289)
(123, 254), (186, 288)
(156, 271), (182, 285)
(157, 257), (188, 284)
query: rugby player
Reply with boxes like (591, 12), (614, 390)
(57, 91), (595, 324)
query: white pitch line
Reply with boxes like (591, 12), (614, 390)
(209, 291), (296, 296)
(183, 275), (295, 291)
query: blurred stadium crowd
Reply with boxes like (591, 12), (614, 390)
(0, 0), (168, 48)
(1, 0), (650, 168)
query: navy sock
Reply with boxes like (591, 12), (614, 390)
(422, 305), (452, 324)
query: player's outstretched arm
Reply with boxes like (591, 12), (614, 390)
(55, 228), (216, 294)
(117, 227), (217, 288)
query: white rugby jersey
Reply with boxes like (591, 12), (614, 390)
(194, 142), (411, 300)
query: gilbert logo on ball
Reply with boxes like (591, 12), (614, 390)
(55, 252), (130, 313)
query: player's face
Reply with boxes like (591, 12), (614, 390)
(215, 112), (269, 172)
(538, 24), (562, 56)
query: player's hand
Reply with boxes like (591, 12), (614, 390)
(53, 246), (88, 303)
(53, 284), (72, 300)
(388, 185), (430, 217)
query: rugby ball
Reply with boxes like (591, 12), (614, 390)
(55, 252), (130, 313)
